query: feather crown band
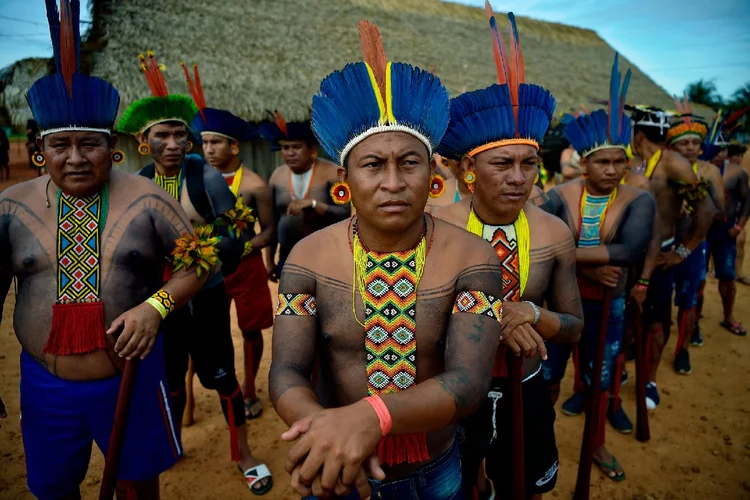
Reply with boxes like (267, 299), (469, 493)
(437, 2), (555, 160)
(27, 0), (120, 137)
(311, 20), (450, 166)
(563, 53), (632, 157)
(117, 52), (198, 135)
(666, 94), (708, 144)
(259, 110), (316, 151)
(180, 62), (257, 142)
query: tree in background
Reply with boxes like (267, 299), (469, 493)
(686, 79), (723, 110)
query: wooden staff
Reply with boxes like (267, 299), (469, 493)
(183, 357), (195, 427)
(99, 359), (139, 500)
(631, 303), (650, 442)
(574, 287), (613, 500)
(508, 354), (525, 500)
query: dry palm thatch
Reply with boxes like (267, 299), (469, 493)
(85, 0), (714, 123)
(0, 58), (51, 131)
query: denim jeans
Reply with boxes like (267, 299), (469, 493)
(543, 296), (626, 391)
(302, 437), (464, 500)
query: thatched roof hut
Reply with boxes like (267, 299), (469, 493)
(86, 0), (708, 122)
(0, 58), (50, 132)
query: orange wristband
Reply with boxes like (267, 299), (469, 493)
(364, 395), (392, 437)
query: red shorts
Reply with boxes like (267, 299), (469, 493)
(224, 251), (274, 332)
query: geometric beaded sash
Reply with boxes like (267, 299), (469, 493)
(57, 190), (106, 302)
(155, 172), (182, 200)
(363, 249), (419, 396)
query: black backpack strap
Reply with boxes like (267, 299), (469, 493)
(184, 156), (215, 222)
(139, 164), (156, 179)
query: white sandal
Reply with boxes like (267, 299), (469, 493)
(239, 463), (273, 496)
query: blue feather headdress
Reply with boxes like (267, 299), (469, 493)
(259, 111), (316, 151)
(26, 0), (120, 137)
(437, 3), (555, 160)
(563, 53), (632, 157)
(700, 107), (749, 161)
(311, 21), (450, 166)
(180, 62), (257, 142)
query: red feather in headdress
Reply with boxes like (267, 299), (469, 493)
(181, 62), (207, 123)
(273, 111), (288, 138)
(723, 106), (750, 131)
(58, 0), (76, 97)
(139, 51), (169, 98)
(485, 1), (508, 86)
(358, 20), (388, 110)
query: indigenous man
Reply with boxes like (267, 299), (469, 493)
(627, 105), (713, 409)
(434, 9), (584, 499)
(536, 55), (655, 481)
(270, 21), (505, 500)
(260, 113), (350, 281)
(0, 2), (208, 498)
(665, 99), (724, 372)
(702, 114), (750, 337)
(117, 54), (272, 494)
(182, 63), (276, 420)
(729, 144), (750, 284)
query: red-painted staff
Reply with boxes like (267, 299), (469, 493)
(631, 304), (650, 442)
(574, 287), (613, 500)
(509, 355), (525, 500)
(98, 359), (139, 500)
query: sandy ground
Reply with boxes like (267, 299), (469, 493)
(1, 148), (749, 499)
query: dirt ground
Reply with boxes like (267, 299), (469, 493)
(1, 147), (749, 499)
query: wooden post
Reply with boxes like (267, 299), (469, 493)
(574, 288), (613, 500)
(183, 357), (195, 427)
(509, 355), (525, 500)
(99, 359), (139, 500)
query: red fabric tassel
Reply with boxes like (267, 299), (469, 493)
(674, 308), (692, 356)
(221, 385), (242, 462)
(376, 433), (430, 466)
(611, 354), (624, 412)
(492, 346), (508, 378)
(572, 344), (584, 394)
(43, 302), (108, 355)
(593, 391), (609, 448)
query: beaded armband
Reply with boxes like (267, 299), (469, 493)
(216, 198), (256, 240)
(172, 225), (222, 278)
(277, 294), (317, 316)
(452, 291), (502, 322)
(145, 290), (176, 320)
(636, 278), (650, 288)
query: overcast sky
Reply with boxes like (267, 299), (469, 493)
(1, 0), (748, 100)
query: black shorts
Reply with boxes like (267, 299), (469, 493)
(162, 282), (237, 391)
(459, 370), (559, 498)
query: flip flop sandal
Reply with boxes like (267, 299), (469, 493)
(738, 277), (750, 286)
(244, 398), (263, 420)
(593, 457), (626, 482)
(239, 463), (273, 495)
(720, 321), (747, 337)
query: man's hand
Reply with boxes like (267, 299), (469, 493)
(283, 401), (381, 498)
(107, 302), (162, 360)
(499, 302), (536, 340)
(0, 395), (6, 428)
(630, 284), (648, 310)
(266, 261), (279, 283)
(502, 323), (547, 359)
(287, 199), (313, 216)
(594, 265), (622, 287)
(656, 250), (684, 269)
(729, 227), (741, 239)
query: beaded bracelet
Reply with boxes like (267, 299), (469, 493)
(242, 241), (254, 257)
(145, 290), (176, 320)
(637, 278), (650, 287)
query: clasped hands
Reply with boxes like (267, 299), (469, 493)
(500, 301), (547, 360)
(281, 401), (386, 499)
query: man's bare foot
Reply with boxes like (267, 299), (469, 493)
(593, 445), (625, 481)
